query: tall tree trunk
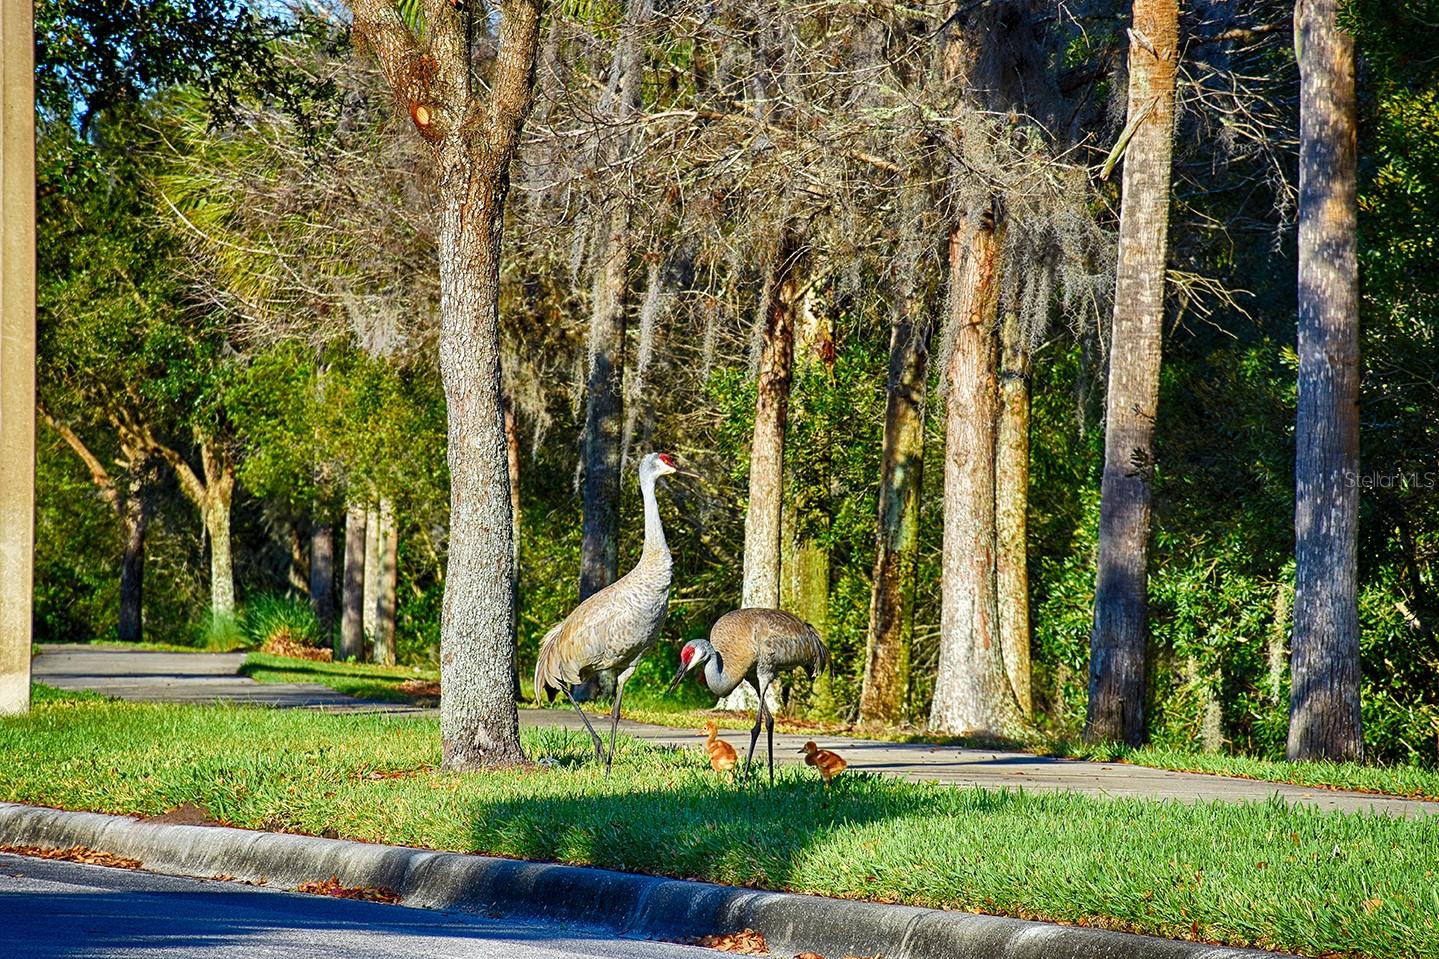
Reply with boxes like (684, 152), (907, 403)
(339, 502), (367, 661)
(117, 453), (153, 645)
(372, 498), (398, 666)
(930, 206), (1023, 736)
(579, 203), (628, 600)
(363, 502), (380, 648)
(310, 516), (335, 637)
(352, 0), (540, 767)
(861, 292), (933, 725)
(995, 307), (1032, 717)
(723, 230), (805, 710)
(1084, 0), (1179, 746)
(1289, 0), (1362, 763)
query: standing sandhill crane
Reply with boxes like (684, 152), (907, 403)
(668, 608), (830, 784)
(534, 451), (690, 775)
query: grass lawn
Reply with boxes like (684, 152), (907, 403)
(237, 651), (1439, 802)
(4, 687), (1438, 958)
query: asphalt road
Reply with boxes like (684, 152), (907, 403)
(31, 644), (1439, 817)
(0, 853), (716, 959)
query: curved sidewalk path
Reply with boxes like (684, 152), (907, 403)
(32, 644), (1438, 819)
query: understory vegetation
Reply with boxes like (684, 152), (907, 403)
(2, 690), (1435, 959)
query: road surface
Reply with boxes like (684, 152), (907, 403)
(0, 852), (714, 959)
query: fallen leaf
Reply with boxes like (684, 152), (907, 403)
(0, 844), (141, 869)
(1363, 898), (1384, 914)
(294, 875), (402, 904)
(694, 928), (769, 954)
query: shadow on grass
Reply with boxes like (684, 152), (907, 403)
(468, 731), (932, 895)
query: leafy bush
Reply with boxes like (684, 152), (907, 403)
(240, 595), (320, 651)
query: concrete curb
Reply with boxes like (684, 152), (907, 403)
(0, 801), (1277, 959)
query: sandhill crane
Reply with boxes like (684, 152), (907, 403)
(703, 719), (738, 776)
(798, 741), (847, 786)
(668, 607), (830, 784)
(534, 451), (690, 775)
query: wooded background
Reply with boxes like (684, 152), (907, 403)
(31, 0), (1439, 765)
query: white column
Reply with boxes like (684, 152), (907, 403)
(0, 0), (35, 714)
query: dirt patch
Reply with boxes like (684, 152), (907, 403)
(294, 874), (402, 904)
(0, 844), (141, 869)
(142, 802), (219, 826)
(398, 679), (441, 702)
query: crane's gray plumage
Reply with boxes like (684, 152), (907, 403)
(668, 607), (830, 784)
(534, 451), (684, 774)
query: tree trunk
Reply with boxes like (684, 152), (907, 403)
(995, 307), (1032, 717)
(310, 516), (335, 636)
(724, 230), (805, 711)
(372, 498), (398, 666)
(1289, 0), (1362, 763)
(860, 292), (933, 725)
(350, 0), (539, 767)
(579, 202), (628, 600)
(435, 150), (526, 768)
(363, 502), (380, 648)
(339, 502), (367, 661)
(117, 454), (153, 645)
(930, 207), (1022, 737)
(200, 438), (235, 618)
(1084, 0), (1179, 746)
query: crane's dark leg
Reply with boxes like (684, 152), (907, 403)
(605, 666), (636, 778)
(743, 685), (763, 782)
(759, 680), (776, 786)
(564, 684), (606, 763)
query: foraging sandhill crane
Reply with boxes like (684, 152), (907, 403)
(534, 451), (691, 775)
(798, 741), (847, 786)
(703, 719), (738, 776)
(668, 607), (830, 784)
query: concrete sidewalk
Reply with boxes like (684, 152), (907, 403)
(31, 643), (1439, 818)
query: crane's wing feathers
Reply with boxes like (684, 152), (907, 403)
(532, 572), (671, 701)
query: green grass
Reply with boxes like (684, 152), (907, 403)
(3, 688), (1437, 958)
(239, 650), (1439, 800)
(239, 653), (437, 703)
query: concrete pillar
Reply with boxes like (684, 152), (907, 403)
(0, 0), (35, 714)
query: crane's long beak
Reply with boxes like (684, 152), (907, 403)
(666, 663), (689, 694)
(671, 467), (700, 480)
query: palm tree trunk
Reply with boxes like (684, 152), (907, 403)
(860, 291), (932, 725)
(363, 502), (380, 648)
(118, 453), (153, 645)
(372, 498), (398, 666)
(995, 307), (1032, 717)
(200, 438), (235, 618)
(724, 230), (806, 711)
(930, 206), (1022, 737)
(310, 516), (335, 636)
(1085, 0), (1179, 746)
(1289, 0), (1362, 762)
(580, 202), (628, 600)
(339, 502), (367, 661)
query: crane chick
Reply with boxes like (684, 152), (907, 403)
(703, 719), (738, 776)
(798, 741), (847, 786)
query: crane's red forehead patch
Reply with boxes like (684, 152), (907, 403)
(680, 644), (695, 666)
(658, 452), (675, 467)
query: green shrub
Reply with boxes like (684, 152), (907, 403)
(199, 610), (248, 652)
(240, 595), (320, 650)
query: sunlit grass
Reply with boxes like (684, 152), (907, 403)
(240, 651), (1439, 801)
(2, 688), (1436, 958)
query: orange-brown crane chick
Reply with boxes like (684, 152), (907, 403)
(703, 720), (738, 775)
(798, 741), (847, 786)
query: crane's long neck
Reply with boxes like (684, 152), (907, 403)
(703, 647), (739, 697)
(639, 471), (670, 565)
